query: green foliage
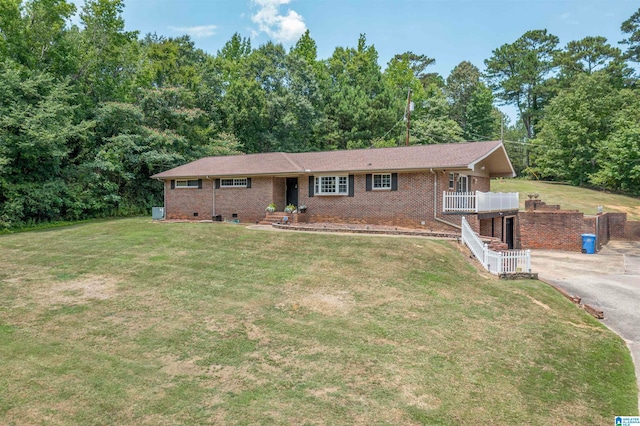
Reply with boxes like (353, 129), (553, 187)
(501, 120), (529, 176)
(621, 7), (640, 62)
(553, 36), (630, 89)
(410, 84), (464, 145)
(446, 61), (500, 141)
(2, 1), (639, 228)
(290, 29), (317, 63)
(485, 29), (559, 139)
(531, 72), (622, 185)
(0, 61), (93, 228)
(325, 34), (398, 149)
(590, 89), (640, 193)
(138, 34), (207, 90)
(76, 0), (139, 103)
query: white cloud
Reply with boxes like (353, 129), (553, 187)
(251, 0), (307, 43)
(168, 25), (218, 38)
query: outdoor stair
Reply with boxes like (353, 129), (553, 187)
(259, 212), (288, 225)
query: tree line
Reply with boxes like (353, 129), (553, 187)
(1, 0), (639, 229)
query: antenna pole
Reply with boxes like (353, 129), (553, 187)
(405, 88), (412, 146)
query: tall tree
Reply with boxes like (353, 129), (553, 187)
(138, 34), (207, 90)
(74, 0), (139, 103)
(390, 51), (438, 88)
(0, 61), (92, 227)
(445, 61), (500, 141)
(555, 36), (622, 75)
(325, 34), (397, 149)
(0, 0), (76, 71)
(590, 88), (640, 193)
(446, 61), (481, 128)
(620, 7), (640, 63)
(484, 29), (559, 139)
(531, 71), (620, 185)
(290, 29), (317, 63)
(554, 36), (628, 88)
(464, 85), (502, 141)
(410, 84), (464, 145)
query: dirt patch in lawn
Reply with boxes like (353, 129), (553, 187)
(293, 291), (355, 316)
(37, 275), (119, 305)
(527, 296), (551, 311)
(400, 384), (442, 410)
(160, 355), (206, 377)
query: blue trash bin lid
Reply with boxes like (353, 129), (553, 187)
(581, 234), (596, 238)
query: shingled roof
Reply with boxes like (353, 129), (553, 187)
(151, 140), (515, 179)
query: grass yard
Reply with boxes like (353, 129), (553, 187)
(0, 218), (637, 425)
(492, 179), (640, 220)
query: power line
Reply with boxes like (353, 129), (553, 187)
(380, 116), (405, 140)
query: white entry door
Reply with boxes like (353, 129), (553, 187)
(457, 175), (469, 193)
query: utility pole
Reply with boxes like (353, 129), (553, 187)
(405, 88), (412, 146)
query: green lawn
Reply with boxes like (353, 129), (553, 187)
(0, 218), (637, 425)
(492, 179), (640, 220)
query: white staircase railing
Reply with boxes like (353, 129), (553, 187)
(460, 216), (531, 275)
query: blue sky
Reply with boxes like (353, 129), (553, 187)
(75, 0), (639, 120)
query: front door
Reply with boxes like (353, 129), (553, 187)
(286, 178), (298, 208)
(505, 217), (514, 249)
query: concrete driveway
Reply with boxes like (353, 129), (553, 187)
(532, 241), (640, 406)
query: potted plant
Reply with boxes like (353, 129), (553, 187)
(298, 204), (307, 213)
(284, 204), (296, 213)
(265, 202), (276, 213)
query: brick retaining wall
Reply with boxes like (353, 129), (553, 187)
(518, 204), (631, 252)
(518, 210), (585, 251)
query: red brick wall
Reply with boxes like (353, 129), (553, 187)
(478, 217), (505, 240)
(608, 213), (628, 239)
(479, 218), (492, 237)
(163, 170), (491, 231)
(164, 177), (275, 223)
(272, 178), (286, 211)
(165, 179), (214, 220)
(214, 176), (274, 223)
(298, 172), (438, 229)
(518, 210), (634, 251)
(296, 171), (469, 231)
(474, 176), (491, 192)
(625, 221), (640, 240)
(518, 211), (585, 251)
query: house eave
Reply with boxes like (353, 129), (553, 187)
(151, 165), (478, 180)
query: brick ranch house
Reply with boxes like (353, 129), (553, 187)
(151, 140), (525, 246)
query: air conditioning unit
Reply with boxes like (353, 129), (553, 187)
(152, 207), (165, 220)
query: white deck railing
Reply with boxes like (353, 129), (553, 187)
(460, 216), (531, 275)
(443, 191), (519, 213)
(443, 191), (476, 212)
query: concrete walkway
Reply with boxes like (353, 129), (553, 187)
(532, 241), (640, 408)
(246, 223), (458, 240)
